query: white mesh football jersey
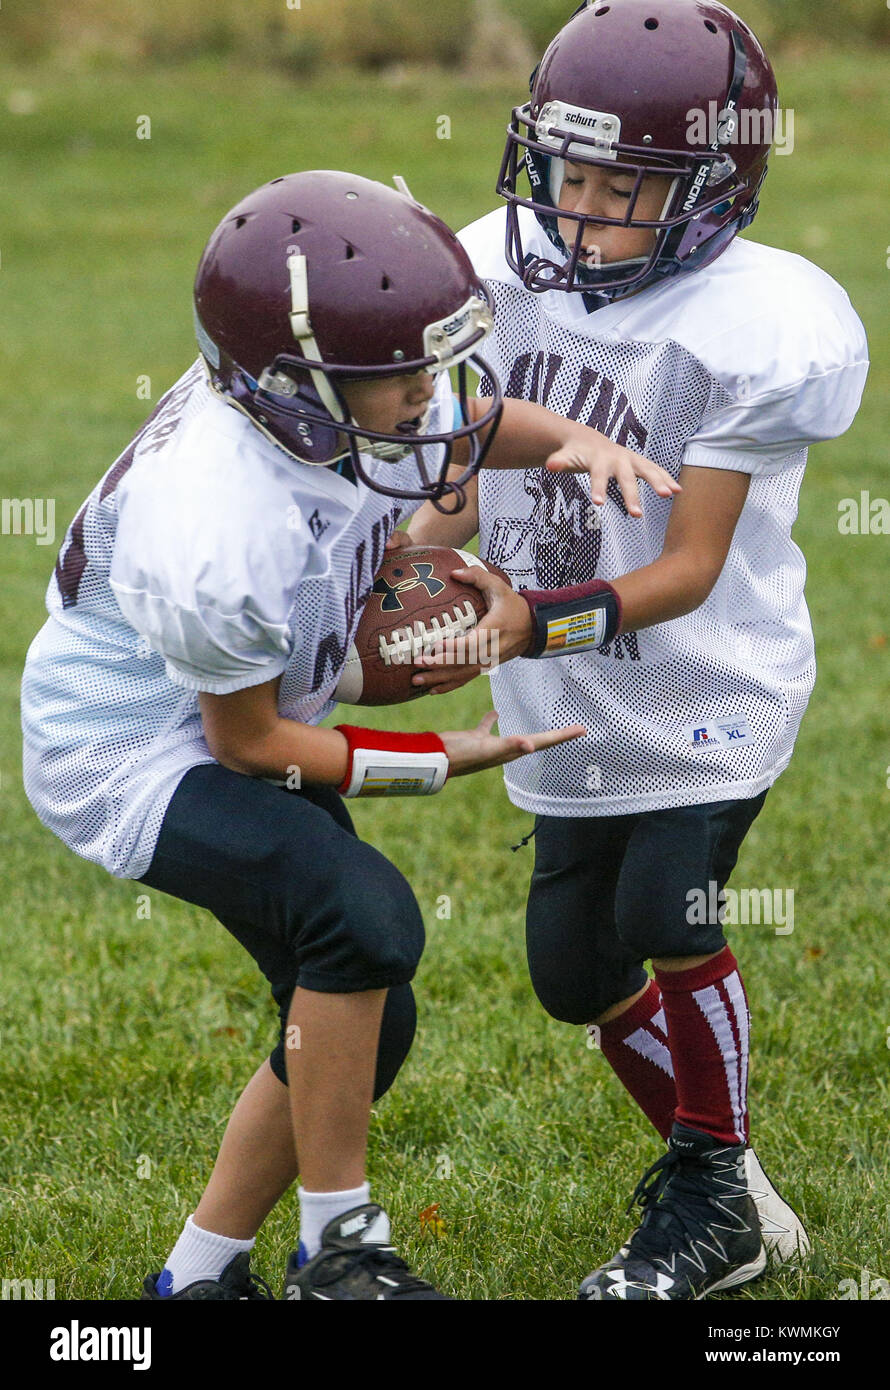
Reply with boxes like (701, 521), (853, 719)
(460, 207), (868, 817)
(21, 360), (451, 878)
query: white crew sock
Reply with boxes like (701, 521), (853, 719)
(157, 1214), (255, 1296)
(298, 1182), (371, 1264)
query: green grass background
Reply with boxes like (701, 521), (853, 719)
(1, 42), (888, 1301)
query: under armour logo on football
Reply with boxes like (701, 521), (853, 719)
(372, 563), (446, 613)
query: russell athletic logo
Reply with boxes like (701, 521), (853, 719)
(685, 716), (753, 749)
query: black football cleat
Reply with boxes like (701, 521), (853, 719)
(283, 1203), (452, 1300)
(579, 1123), (766, 1301)
(141, 1251), (274, 1300)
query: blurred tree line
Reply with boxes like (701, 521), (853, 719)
(6, 0), (887, 68)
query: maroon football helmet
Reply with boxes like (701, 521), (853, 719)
(193, 171), (502, 511)
(497, 0), (778, 300)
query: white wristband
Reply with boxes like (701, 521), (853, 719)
(341, 748), (450, 798)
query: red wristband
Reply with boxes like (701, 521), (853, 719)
(518, 579), (622, 657)
(335, 725), (449, 798)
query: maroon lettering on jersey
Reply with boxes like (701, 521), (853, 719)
(529, 469), (603, 588)
(54, 366), (200, 609)
(615, 404), (648, 453)
(500, 351), (565, 408)
(598, 632), (641, 661)
(606, 477), (630, 519)
(502, 352), (533, 400)
(482, 351), (657, 590)
(497, 351), (649, 457)
(368, 512), (399, 584)
(530, 352), (563, 410)
(54, 505), (90, 612)
(603, 390), (629, 437)
(311, 511), (400, 692)
(566, 365), (597, 422)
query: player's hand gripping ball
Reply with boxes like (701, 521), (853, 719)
(333, 546), (510, 706)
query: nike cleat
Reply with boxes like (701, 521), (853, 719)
(141, 1251), (274, 1300)
(283, 1203), (451, 1300)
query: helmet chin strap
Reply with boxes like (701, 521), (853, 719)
(202, 357), (326, 465)
(353, 400), (435, 463)
(288, 250), (483, 468)
(286, 252), (357, 461)
(285, 251), (438, 465)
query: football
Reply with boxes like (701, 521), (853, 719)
(334, 545), (511, 706)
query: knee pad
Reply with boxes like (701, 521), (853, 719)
(527, 953), (647, 1025)
(330, 851), (426, 986)
(615, 876), (727, 960)
(268, 981), (416, 1100)
(371, 982), (417, 1101)
(286, 842), (426, 992)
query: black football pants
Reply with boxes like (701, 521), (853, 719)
(138, 763), (422, 1098)
(525, 791), (768, 1024)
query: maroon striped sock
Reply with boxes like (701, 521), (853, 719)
(597, 979), (677, 1141)
(654, 946), (750, 1146)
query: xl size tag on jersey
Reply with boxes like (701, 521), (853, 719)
(684, 716), (754, 749)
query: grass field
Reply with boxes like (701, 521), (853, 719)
(1, 48), (889, 1303)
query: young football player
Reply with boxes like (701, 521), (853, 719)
(20, 169), (677, 1301)
(408, 0), (869, 1300)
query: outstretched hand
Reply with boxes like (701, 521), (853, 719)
(545, 438), (680, 518)
(440, 710), (586, 777)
